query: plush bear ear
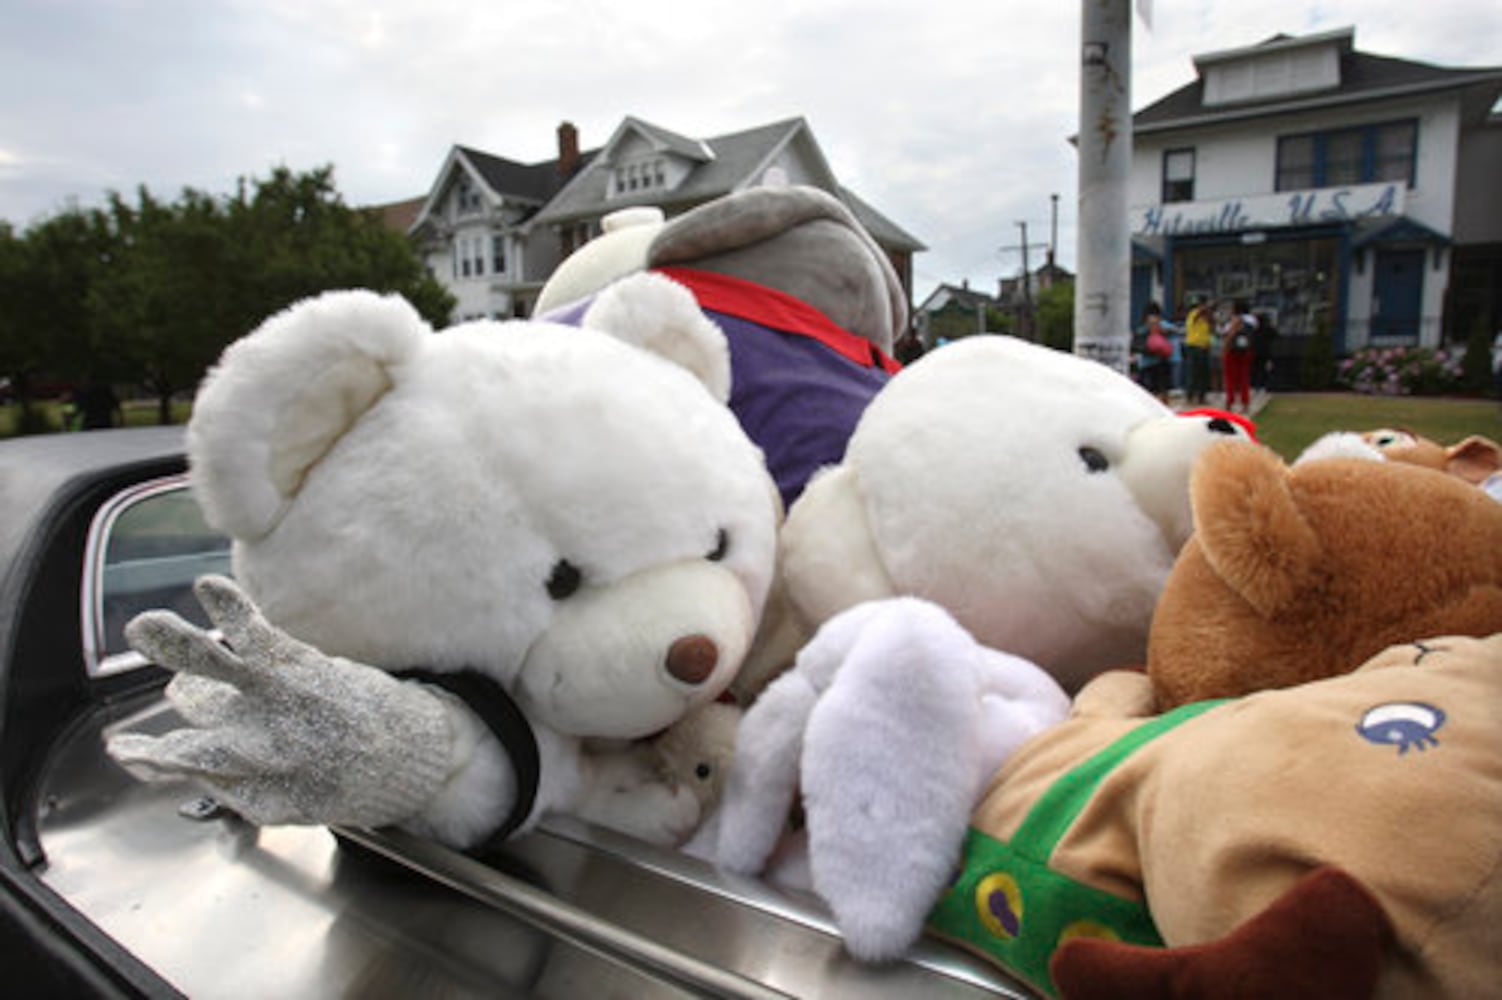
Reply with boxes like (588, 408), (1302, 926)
(1189, 441), (1325, 617)
(1444, 435), (1502, 485)
(534, 206), (663, 316)
(580, 271), (732, 404)
(189, 289), (428, 541)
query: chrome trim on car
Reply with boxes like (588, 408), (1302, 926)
(335, 825), (794, 999)
(80, 474), (231, 678)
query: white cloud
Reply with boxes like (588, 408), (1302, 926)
(0, 0), (1497, 298)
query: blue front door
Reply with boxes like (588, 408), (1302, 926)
(1372, 249), (1424, 341)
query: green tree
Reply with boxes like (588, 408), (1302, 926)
(1036, 281), (1074, 352)
(77, 166), (456, 424)
(227, 166), (453, 327)
(1301, 315), (1337, 390)
(0, 208), (118, 431)
(1461, 310), (1495, 395)
(88, 187), (242, 422)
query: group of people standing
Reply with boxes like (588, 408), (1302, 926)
(1134, 297), (1269, 414)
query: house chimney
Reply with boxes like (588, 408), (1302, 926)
(557, 121), (580, 176)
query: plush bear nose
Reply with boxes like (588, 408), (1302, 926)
(666, 635), (718, 685)
(1207, 417), (1237, 435)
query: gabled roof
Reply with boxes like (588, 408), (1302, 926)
(917, 282), (1001, 313)
(840, 186), (927, 252)
(532, 116), (837, 226)
(598, 116), (715, 165)
(1135, 35), (1502, 135)
(454, 145), (581, 205)
(400, 117), (925, 258)
(409, 142), (599, 235)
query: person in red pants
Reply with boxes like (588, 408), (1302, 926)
(1219, 299), (1256, 413)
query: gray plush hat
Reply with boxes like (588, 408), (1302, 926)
(648, 186), (907, 355)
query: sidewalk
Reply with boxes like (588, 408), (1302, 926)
(1169, 387), (1271, 421)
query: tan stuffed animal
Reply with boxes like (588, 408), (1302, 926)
(1150, 439), (1502, 706)
(1360, 427), (1502, 491)
(927, 441), (1502, 999)
(646, 700), (742, 818)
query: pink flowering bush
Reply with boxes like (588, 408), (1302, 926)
(1337, 346), (1465, 396)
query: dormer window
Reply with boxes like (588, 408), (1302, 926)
(612, 158), (669, 197)
(454, 176), (483, 216)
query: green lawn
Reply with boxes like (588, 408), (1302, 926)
(1253, 393), (1502, 463)
(0, 399), (191, 437)
(6, 388), (1500, 467)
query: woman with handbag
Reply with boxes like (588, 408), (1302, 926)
(1136, 302), (1174, 403)
(1219, 299), (1256, 413)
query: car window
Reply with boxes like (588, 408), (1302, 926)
(84, 477), (233, 677)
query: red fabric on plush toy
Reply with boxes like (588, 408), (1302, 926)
(1176, 406), (1257, 442)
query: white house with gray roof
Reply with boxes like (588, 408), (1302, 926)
(404, 117), (924, 324)
(1126, 26), (1502, 386)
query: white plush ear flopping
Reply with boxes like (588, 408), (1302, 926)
(534, 206), (664, 316)
(581, 271), (732, 404)
(189, 290), (428, 542)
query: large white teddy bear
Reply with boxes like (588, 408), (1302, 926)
(108, 273), (780, 852)
(705, 335), (1253, 959)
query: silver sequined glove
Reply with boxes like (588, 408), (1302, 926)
(107, 575), (456, 830)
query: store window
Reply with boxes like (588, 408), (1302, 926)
(1276, 120), (1417, 192)
(1162, 149), (1196, 203)
(1173, 235), (1339, 341)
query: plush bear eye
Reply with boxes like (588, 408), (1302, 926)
(695, 763), (713, 781)
(707, 527), (730, 562)
(1078, 446), (1110, 473)
(546, 559), (582, 600)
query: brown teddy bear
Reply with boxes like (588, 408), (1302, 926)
(926, 440), (1502, 999)
(1360, 427), (1502, 493)
(1150, 438), (1502, 706)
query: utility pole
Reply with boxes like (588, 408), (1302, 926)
(1000, 221), (1048, 342)
(1018, 221), (1034, 341)
(1049, 193), (1059, 268)
(1074, 0), (1134, 373)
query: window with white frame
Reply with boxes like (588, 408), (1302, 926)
(492, 235), (506, 275)
(1162, 148), (1195, 203)
(612, 158), (669, 196)
(454, 176), (482, 216)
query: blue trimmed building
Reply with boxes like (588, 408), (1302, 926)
(1128, 27), (1502, 386)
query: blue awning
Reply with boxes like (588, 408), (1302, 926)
(1352, 215), (1451, 248)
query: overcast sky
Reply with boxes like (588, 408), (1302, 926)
(2, 1), (1498, 303)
